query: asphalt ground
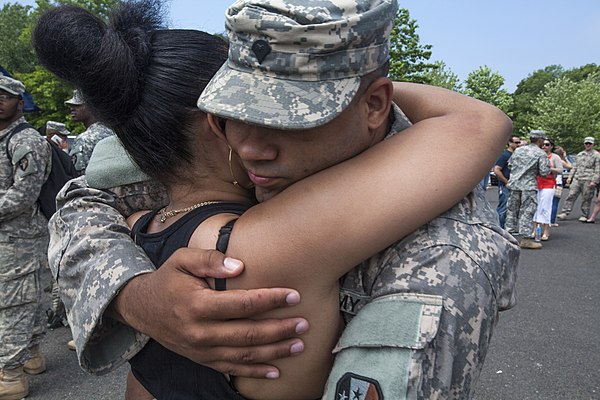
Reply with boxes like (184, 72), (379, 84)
(24, 188), (599, 400)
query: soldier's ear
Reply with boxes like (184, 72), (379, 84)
(207, 114), (227, 141)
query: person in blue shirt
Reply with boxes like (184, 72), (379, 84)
(493, 135), (521, 228)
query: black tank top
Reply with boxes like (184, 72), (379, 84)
(129, 202), (249, 400)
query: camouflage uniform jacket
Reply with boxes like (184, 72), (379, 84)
(506, 144), (551, 191)
(570, 149), (600, 183)
(69, 122), (115, 174)
(0, 117), (51, 240)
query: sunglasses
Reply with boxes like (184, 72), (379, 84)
(0, 94), (19, 102)
(584, 142), (594, 145)
(542, 143), (551, 147)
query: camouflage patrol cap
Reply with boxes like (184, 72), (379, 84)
(46, 121), (70, 136)
(64, 89), (85, 106)
(529, 130), (547, 140)
(0, 75), (26, 96)
(197, 0), (398, 130)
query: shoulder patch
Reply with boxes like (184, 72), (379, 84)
(335, 372), (383, 400)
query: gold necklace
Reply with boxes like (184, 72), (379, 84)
(158, 201), (220, 223)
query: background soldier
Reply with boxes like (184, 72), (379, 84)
(505, 130), (551, 249)
(0, 76), (51, 399)
(65, 89), (114, 174)
(45, 120), (71, 152)
(557, 136), (600, 221)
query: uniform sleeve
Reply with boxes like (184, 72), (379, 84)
(593, 154), (600, 184)
(569, 153), (580, 180)
(327, 217), (519, 398)
(0, 133), (51, 222)
(48, 176), (167, 373)
(69, 135), (92, 174)
(538, 152), (551, 177)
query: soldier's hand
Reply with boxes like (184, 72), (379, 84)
(111, 247), (308, 379)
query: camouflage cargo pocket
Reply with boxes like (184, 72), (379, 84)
(323, 293), (442, 400)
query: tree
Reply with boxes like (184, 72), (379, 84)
(463, 66), (513, 115)
(510, 65), (564, 135)
(529, 75), (600, 153)
(0, 0), (119, 129)
(0, 3), (35, 73)
(562, 63), (600, 83)
(421, 61), (462, 91)
(388, 8), (437, 83)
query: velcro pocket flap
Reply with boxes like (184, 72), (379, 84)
(333, 293), (443, 352)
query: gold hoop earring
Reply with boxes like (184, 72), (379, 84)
(228, 146), (239, 187)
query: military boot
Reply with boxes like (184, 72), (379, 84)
(519, 238), (542, 249)
(23, 345), (46, 375)
(0, 366), (29, 400)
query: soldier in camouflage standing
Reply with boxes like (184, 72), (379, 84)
(65, 89), (114, 175)
(505, 130), (551, 249)
(0, 76), (51, 399)
(557, 136), (600, 222)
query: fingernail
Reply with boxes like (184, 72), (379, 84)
(265, 371), (279, 379)
(290, 341), (304, 354)
(295, 320), (309, 334)
(285, 291), (300, 305)
(223, 257), (242, 272)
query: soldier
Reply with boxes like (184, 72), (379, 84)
(556, 136), (600, 222)
(505, 130), (551, 249)
(45, 121), (70, 152)
(34, 0), (518, 398)
(0, 76), (51, 399)
(65, 89), (114, 174)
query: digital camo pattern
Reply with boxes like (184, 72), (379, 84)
(505, 189), (538, 237)
(0, 117), (51, 237)
(333, 111), (520, 399)
(0, 246), (46, 369)
(0, 118), (50, 369)
(0, 76), (25, 96)
(48, 176), (167, 372)
(198, 0), (397, 130)
(560, 178), (597, 217)
(569, 149), (600, 183)
(69, 122), (115, 174)
(507, 144), (551, 191)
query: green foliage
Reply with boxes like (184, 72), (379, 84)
(388, 8), (437, 83)
(1, 0), (119, 130)
(529, 75), (600, 153)
(463, 66), (513, 115)
(16, 66), (81, 132)
(420, 61), (462, 91)
(510, 65), (564, 134)
(562, 63), (600, 83)
(0, 3), (35, 73)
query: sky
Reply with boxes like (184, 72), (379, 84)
(3, 0), (599, 92)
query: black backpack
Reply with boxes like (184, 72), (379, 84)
(5, 122), (79, 220)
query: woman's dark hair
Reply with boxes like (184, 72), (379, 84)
(545, 137), (555, 149)
(33, 0), (228, 184)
